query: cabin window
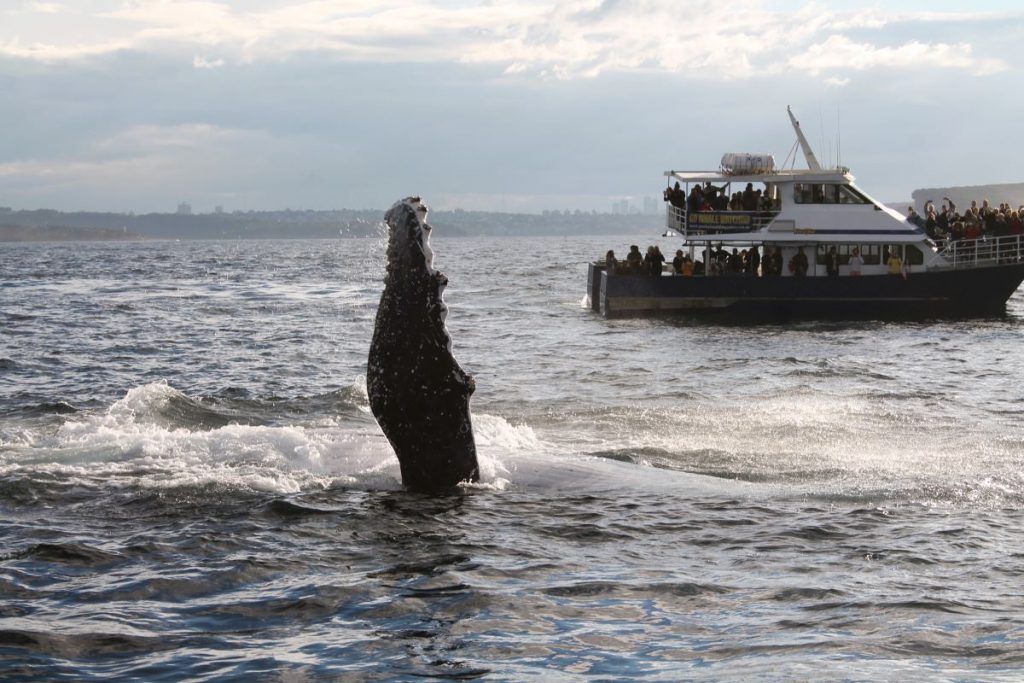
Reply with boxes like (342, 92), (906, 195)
(860, 244), (881, 265)
(905, 245), (924, 265)
(837, 186), (870, 205)
(816, 244), (854, 266)
(794, 184), (870, 205)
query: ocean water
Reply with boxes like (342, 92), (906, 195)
(2, 234), (1024, 681)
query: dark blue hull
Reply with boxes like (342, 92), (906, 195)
(588, 263), (1024, 319)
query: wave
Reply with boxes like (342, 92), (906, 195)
(0, 382), (397, 495)
(0, 383), (739, 502)
(3, 381), (1023, 508)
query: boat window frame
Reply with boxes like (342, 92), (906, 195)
(860, 244), (881, 266)
(793, 183), (871, 206)
(905, 244), (924, 266)
(815, 244), (855, 266)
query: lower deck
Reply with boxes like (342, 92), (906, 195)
(587, 262), (1024, 318)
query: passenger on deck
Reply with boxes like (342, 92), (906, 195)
(645, 245), (665, 276)
(1010, 211), (1023, 236)
(826, 246), (840, 277)
(925, 208), (939, 239)
(907, 207), (925, 229)
(729, 248), (743, 273)
(936, 206), (950, 239)
(713, 244), (729, 271)
(672, 249), (685, 274)
(682, 256), (695, 277)
(887, 249), (903, 276)
(742, 183), (758, 211)
(688, 186), (704, 213)
(848, 247), (864, 276)
(709, 188), (727, 211)
(761, 246), (776, 276)
(746, 246), (761, 276)
(626, 245), (643, 273)
(790, 248), (809, 277)
(605, 249), (618, 274)
(964, 216), (981, 240)
(664, 182), (686, 209)
(707, 245), (723, 276)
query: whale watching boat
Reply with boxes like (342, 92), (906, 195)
(587, 107), (1024, 318)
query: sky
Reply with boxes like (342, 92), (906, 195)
(1, 0), (1023, 214)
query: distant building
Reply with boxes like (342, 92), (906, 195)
(612, 199), (632, 215)
(643, 196), (659, 215)
(214, 205), (224, 215)
(176, 202), (193, 215)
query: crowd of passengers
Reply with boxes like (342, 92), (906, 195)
(605, 244), (798, 277)
(908, 198), (1024, 243)
(663, 181), (779, 213)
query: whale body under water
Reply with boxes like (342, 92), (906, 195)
(366, 197), (480, 492)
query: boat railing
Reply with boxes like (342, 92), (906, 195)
(665, 205), (778, 236)
(936, 234), (1024, 269)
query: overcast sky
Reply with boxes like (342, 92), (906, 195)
(2, 1), (1022, 213)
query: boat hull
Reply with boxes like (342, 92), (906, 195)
(589, 263), (1024, 319)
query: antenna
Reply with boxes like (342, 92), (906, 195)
(837, 106), (842, 169)
(787, 105), (822, 171)
(819, 106), (825, 168)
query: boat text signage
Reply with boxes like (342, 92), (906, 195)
(689, 212), (753, 227)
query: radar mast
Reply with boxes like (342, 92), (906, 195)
(787, 105), (822, 171)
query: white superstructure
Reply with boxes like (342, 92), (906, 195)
(662, 107), (952, 276)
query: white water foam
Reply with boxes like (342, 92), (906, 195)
(0, 383), (757, 497)
(0, 383), (401, 493)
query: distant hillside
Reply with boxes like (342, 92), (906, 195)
(0, 207), (661, 240)
(912, 183), (1024, 212)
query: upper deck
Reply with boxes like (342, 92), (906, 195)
(662, 166), (920, 244)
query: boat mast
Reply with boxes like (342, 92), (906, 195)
(787, 105), (822, 171)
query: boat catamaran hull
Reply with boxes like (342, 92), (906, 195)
(589, 260), (1024, 318)
(589, 107), (1024, 318)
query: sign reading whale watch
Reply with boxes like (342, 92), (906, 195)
(689, 212), (753, 227)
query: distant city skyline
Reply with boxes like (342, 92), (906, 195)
(2, 1), (1024, 213)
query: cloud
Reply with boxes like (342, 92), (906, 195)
(0, 1), (1015, 81)
(193, 55), (224, 69)
(26, 2), (65, 14)
(0, 123), (281, 208)
(788, 34), (1006, 77)
(823, 76), (850, 88)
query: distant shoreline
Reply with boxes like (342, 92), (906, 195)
(6, 182), (1021, 242)
(0, 208), (663, 241)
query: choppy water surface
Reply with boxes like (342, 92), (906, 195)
(2, 235), (1024, 681)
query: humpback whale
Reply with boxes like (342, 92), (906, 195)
(367, 197), (480, 492)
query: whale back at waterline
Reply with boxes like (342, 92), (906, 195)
(366, 197), (479, 491)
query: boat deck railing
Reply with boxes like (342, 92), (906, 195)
(936, 234), (1024, 269)
(666, 205), (779, 236)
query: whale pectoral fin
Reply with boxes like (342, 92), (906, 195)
(368, 196), (479, 492)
